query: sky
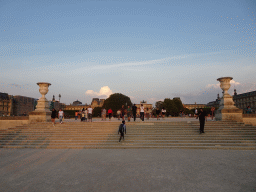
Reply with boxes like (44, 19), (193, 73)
(1, 0), (255, 106)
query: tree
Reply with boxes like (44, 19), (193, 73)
(163, 98), (178, 116)
(155, 101), (164, 109)
(93, 107), (102, 117)
(103, 93), (132, 115)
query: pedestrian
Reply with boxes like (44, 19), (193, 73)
(161, 107), (166, 118)
(146, 108), (149, 120)
(211, 107), (215, 121)
(132, 104), (137, 121)
(84, 108), (88, 122)
(197, 108), (207, 134)
(51, 108), (57, 126)
(127, 105), (132, 122)
(88, 105), (93, 122)
(118, 120), (126, 142)
(156, 108), (160, 120)
(121, 105), (126, 121)
(117, 110), (121, 120)
(108, 108), (113, 121)
(81, 108), (85, 122)
(58, 109), (64, 124)
(140, 104), (144, 121)
(247, 106), (252, 114)
(75, 111), (78, 120)
(195, 108), (198, 116)
(102, 107), (107, 121)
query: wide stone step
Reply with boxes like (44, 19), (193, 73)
(1, 144), (256, 150)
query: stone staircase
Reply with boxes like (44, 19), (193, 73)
(0, 121), (256, 149)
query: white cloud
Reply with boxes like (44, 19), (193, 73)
(85, 86), (113, 98)
(230, 80), (241, 85)
(206, 80), (240, 89)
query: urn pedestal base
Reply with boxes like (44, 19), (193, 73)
(215, 108), (243, 122)
(215, 77), (243, 122)
(28, 82), (52, 123)
(29, 111), (51, 123)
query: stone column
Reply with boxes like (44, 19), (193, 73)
(29, 82), (52, 123)
(215, 77), (243, 122)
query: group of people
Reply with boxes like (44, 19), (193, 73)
(75, 106), (93, 122)
(51, 108), (64, 126)
(116, 104), (148, 122)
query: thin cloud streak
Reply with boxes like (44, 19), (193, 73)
(70, 52), (221, 73)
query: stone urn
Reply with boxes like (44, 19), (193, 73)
(215, 77), (242, 122)
(218, 77), (232, 97)
(38, 82), (51, 100)
(29, 82), (52, 122)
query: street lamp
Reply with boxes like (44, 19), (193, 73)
(59, 94), (62, 110)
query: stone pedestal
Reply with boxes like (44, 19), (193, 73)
(215, 77), (243, 122)
(29, 82), (51, 123)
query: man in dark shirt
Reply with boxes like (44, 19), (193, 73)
(198, 108), (207, 134)
(132, 104), (137, 121)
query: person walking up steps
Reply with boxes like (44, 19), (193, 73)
(51, 108), (57, 126)
(118, 121), (126, 142)
(88, 105), (93, 122)
(197, 108), (207, 134)
(58, 109), (64, 124)
(132, 104), (137, 121)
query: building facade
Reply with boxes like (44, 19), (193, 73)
(0, 92), (37, 116)
(0, 93), (13, 116)
(233, 89), (256, 113)
(64, 98), (105, 111)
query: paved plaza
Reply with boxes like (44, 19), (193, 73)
(63, 116), (201, 123)
(1, 148), (256, 192)
(1, 117), (256, 191)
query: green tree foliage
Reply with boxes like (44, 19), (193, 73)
(160, 98), (184, 116)
(92, 107), (102, 117)
(103, 93), (132, 115)
(155, 101), (164, 109)
(163, 98), (178, 116)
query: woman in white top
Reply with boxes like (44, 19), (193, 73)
(161, 107), (166, 118)
(140, 104), (144, 121)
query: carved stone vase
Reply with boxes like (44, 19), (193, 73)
(215, 77), (243, 122)
(29, 82), (52, 122)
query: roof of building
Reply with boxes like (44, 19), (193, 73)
(233, 90), (256, 98)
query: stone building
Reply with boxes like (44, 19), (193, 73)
(64, 98), (105, 111)
(12, 95), (37, 116)
(91, 98), (105, 108)
(0, 92), (37, 116)
(183, 103), (206, 110)
(135, 101), (153, 115)
(206, 94), (221, 108)
(233, 89), (256, 112)
(0, 92), (13, 116)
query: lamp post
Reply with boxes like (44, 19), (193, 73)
(59, 94), (61, 110)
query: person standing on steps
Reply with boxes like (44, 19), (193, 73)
(108, 108), (113, 121)
(211, 107), (215, 121)
(140, 104), (145, 121)
(132, 104), (137, 121)
(161, 107), (166, 119)
(118, 120), (126, 142)
(51, 108), (57, 126)
(197, 108), (207, 134)
(127, 105), (132, 122)
(58, 109), (64, 124)
(156, 108), (160, 120)
(88, 105), (93, 122)
(121, 105), (126, 121)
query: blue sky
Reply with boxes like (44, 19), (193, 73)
(1, 0), (255, 105)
